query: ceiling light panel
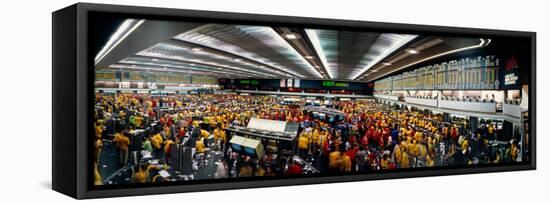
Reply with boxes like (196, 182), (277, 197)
(110, 63), (250, 78)
(305, 29), (338, 79)
(135, 43), (278, 78)
(349, 33), (417, 80)
(237, 26), (323, 78)
(110, 64), (220, 77)
(94, 19), (145, 65)
(118, 56), (270, 78)
(173, 24), (320, 78)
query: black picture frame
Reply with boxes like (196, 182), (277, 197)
(52, 2), (536, 199)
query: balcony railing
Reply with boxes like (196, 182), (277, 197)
(405, 96), (438, 107)
(373, 94), (399, 101)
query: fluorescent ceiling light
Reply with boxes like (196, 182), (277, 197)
(406, 48), (419, 54)
(111, 64), (251, 78)
(173, 25), (306, 78)
(382, 62), (392, 66)
(118, 57), (270, 78)
(305, 29), (334, 79)
(253, 27), (323, 78)
(350, 34), (417, 80)
(136, 43), (276, 78)
(125, 59), (266, 78)
(285, 33), (297, 39)
(94, 19), (145, 65)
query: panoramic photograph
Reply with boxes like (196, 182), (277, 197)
(91, 17), (531, 186)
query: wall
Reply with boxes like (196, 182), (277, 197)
(1, 0), (548, 201)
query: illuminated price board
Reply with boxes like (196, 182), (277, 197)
(374, 55), (500, 91)
(322, 81), (349, 87)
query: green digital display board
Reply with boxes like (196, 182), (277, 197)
(322, 81), (349, 87)
(240, 79), (259, 85)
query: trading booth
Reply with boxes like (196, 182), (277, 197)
(227, 118), (299, 156)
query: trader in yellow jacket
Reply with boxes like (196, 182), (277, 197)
(163, 139), (174, 154)
(94, 123), (103, 163)
(298, 135), (309, 150)
(193, 120), (200, 128)
(510, 142), (519, 162)
(132, 164), (149, 184)
(196, 137), (206, 154)
(213, 128), (222, 143)
(114, 132), (130, 165)
(426, 154), (435, 167)
(219, 130), (227, 145)
(400, 150), (410, 168)
(94, 162), (103, 186)
(394, 143), (403, 166)
(151, 133), (163, 150)
(409, 140), (419, 157)
(95, 138), (103, 163)
(329, 150), (342, 172)
(341, 153), (352, 172)
(298, 133), (309, 158)
(418, 143), (428, 162)
(95, 123), (103, 139)
(399, 142), (410, 168)
(200, 129), (210, 139)
(316, 130), (328, 146)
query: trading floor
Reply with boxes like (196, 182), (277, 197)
(93, 93), (522, 185)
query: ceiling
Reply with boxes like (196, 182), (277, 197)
(95, 19), (489, 82)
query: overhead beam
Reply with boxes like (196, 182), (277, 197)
(305, 29), (335, 79)
(349, 34), (417, 80)
(118, 56), (270, 78)
(111, 63), (258, 78)
(166, 39), (289, 78)
(95, 20), (204, 67)
(172, 25), (306, 78)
